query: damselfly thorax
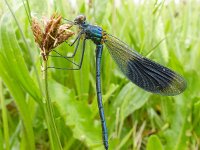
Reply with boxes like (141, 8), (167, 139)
(74, 15), (107, 45)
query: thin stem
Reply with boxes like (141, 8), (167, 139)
(25, 0), (32, 21)
(22, 0), (31, 24)
(43, 60), (62, 150)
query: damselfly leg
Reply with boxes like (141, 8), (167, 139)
(47, 38), (86, 70)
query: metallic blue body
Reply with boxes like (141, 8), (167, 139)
(80, 23), (103, 44)
(96, 45), (108, 150)
(79, 22), (109, 150)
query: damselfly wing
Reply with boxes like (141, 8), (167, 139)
(104, 34), (187, 95)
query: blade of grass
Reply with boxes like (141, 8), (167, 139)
(0, 2), (42, 150)
(21, 0), (31, 24)
(4, 0), (43, 104)
(146, 135), (163, 150)
(0, 79), (10, 150)
(42, 60), (62, 150)
(116, 125), (134, 150)
(0, 128), (3, 150)
(0, 54), (35, 150)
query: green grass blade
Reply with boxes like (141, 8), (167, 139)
(0, 80), (10, 150)
(146, 135), (163, 150)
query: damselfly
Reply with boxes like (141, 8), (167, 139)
(49, 15), (187, 150)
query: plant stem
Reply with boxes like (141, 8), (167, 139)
(43, 60), (62, 150)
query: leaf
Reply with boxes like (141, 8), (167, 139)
(111, 82), (151, 120)
(0, 13), (42, 104)
(48, 79), (103, 149)
(0, 12), (37, 150)
(146, 135), (163, 150)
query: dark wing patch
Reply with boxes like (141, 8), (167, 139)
(104, 34), (187, 96)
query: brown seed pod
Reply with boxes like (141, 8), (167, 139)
(31, 14), (74, 60)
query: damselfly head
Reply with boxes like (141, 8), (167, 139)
(74, 15), (86, 25)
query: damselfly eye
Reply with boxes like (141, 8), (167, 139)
(74, 15), (86, 24)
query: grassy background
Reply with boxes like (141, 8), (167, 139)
(0, 0), (200, 150)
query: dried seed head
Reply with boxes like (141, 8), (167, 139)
(31, 18), (43, 49)
(31, 14), (74, 60)
(54, 24), (74, 47)
(42, 15), (62, 52)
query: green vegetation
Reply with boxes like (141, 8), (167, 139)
(0, 0), (199, 150)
